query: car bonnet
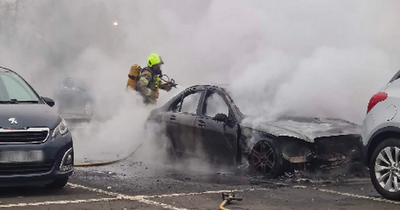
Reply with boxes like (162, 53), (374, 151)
(241, 116), (361, 143)
(0, 104), (60, 129)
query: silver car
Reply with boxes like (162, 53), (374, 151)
(362, 70), (400, 200)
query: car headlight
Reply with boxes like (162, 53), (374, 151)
(52, 119), (69, 138)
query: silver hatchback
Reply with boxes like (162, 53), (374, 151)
(362, 70), (400, 200)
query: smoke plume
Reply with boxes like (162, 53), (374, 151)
(1, 0), (400, 164)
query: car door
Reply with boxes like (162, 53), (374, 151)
(194, 90), (239, 164)
(164, 90), (204, 157)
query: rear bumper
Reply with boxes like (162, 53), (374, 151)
(361, 137), (369, 167)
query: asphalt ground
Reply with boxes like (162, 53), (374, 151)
(0, 122), (399, 209)
(0, 161), (398, 210)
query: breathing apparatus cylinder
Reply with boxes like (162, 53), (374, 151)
(126, 64), (141, 90)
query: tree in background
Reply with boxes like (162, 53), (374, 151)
(0, 0), (20, 45)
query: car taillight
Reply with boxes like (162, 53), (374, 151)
(367, 92), (388, 114)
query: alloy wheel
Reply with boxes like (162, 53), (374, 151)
(250, 141), (275, 176)
(375, 146), (400, 192)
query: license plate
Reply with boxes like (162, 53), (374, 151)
(0, 151), (44, 163)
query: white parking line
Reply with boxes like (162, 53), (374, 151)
(10, 181), (396, 209)
(67, 183), (121, 197)
(67, 183), (266, 210)
(69, 182), (400, 208)
(319, 189), (400, 205)
(68, 183), (189, 210)
(67, 183), (271, 210)
(68, 183), (261, 198)
(0, 197), (120, 208)
(293, 185), (307, 189)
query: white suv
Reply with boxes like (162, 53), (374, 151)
(362, 70), (400, 200)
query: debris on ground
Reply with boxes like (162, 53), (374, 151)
(293, 185), (307, 189)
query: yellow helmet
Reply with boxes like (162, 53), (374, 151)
(147, 53), (164, 68)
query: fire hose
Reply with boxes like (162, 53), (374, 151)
(219, 192), (243, 210)
(74, 143), (143, 167)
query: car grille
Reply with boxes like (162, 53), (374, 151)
(314, 134), (362, 161)
(0, 128), (49, 144)
(0, 162), (54, 176)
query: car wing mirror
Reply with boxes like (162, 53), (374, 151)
(42, 97), (55, 107)
(213, 113), (228, 122)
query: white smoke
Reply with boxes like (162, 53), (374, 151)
(1, 0), (400, 164)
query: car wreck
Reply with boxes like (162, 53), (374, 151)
(147, 85), (362, 178)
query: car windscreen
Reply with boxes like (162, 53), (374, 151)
(0, 72), (39, 103)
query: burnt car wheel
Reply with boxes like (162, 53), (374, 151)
(370, 138), (400, 200)
(249, 140), (285, 178)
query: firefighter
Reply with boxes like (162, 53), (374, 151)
(136, 53), (173, 104)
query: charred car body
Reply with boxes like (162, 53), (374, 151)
(148, 85), (361, 177)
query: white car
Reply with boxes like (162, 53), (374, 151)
(362, 70), (400, 200)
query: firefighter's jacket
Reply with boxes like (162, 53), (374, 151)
(137, 67), (169, 104)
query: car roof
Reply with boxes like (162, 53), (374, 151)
(184, 84), (228, 93)
(162, 85), (228, 108)
(175, 84), (244, 120)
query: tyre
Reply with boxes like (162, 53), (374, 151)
(248, 140), (286, 178)
(46, 177), (69, 189)
(370, 138), (400, 200)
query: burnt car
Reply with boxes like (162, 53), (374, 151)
(147, 85), (362, 177)
(53, 77), (93, 121)
(0, 66), (73, 188)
